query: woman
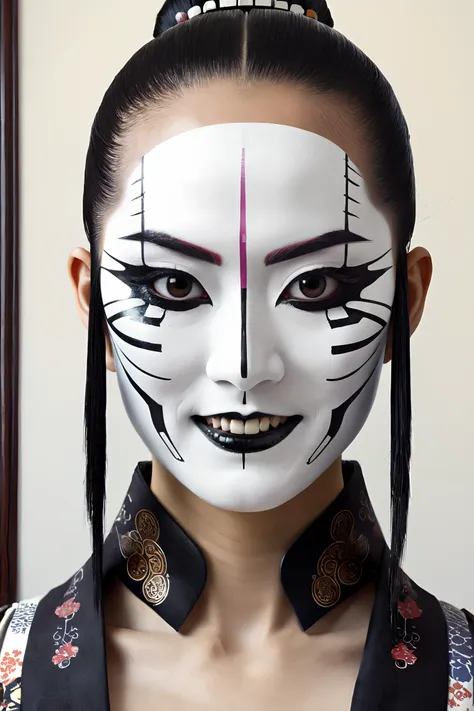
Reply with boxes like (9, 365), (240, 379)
(1, 1), (472, 709)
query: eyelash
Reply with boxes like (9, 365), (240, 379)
(125, 266), (358, 312)
(129, 267), (212, 311)
(277, 267), (359, 312)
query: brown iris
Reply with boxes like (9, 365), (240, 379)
(299, 274), (327, 298)
(165, 275), (193, 298)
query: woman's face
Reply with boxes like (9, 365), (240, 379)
(100, 85), (395, 512)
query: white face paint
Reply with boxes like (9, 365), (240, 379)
(101, 123), (395, 512)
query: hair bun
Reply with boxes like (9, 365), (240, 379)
(312, 0), (334, 27)
(154, 0), (334, 37)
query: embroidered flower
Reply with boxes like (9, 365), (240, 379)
(397, 597), (423, 620)
(391, 642), (417, 666)
(0, 652), (22, 684)
(55, 596), (81, 619)
(52, 641), (79, 666)
(449, 680), (473, 705)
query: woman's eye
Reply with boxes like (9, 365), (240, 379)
(284, 273), (338, 302)
(152, 273), (206, 301)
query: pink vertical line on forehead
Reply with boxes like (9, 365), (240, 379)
(240, 148), (247, 289)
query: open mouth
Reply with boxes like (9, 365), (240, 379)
(192, 412), (303, 454)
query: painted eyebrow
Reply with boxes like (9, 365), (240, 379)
(119, 230), (223, 266)
(264, 230), (369, 266)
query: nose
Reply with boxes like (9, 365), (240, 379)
(205, 294), (285, 392)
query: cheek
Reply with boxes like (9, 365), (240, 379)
(276, 303), (389, 407)
(277, 308), (335, 381)
(108, 304), (210, 393)
(153, 310), (209, 377)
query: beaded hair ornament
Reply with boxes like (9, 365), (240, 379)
(175, 0), (320, 24)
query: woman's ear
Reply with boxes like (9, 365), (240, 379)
(68, 248), (116, 373)
(384, 246), (433, 364)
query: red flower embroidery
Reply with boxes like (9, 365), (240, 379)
(55, 596), (81, 619)
(449, 681), (473, 704)
(391, 642), (417, 665)
(52, 642), (79, 666)
(397, 597), (422, 620)
(0, 651), (23, 683)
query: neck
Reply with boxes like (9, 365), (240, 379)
(144, 456), (344, 648)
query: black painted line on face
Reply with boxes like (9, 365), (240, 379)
(307, 362), (379, 465)
(346, 177), (360, 188)
(115, 349), (183, 462)
(130, 157), (146, 235)
(115, 342), (171, 382)
(103, 298), (134, 309)
(107, 309), (163, 352)
(242, 391), (247, 406)
(357, 298), (392, 311)
(241, 289), (248, 379)
(344, 154), (362, 231)
(328, 304), (388, 331)
(344, 193), (361, 206)
(104, 293), (167, 328)
(331, 321), (387, 356)
(326, 342), (381, 383)
(240, 148), (248, 380)
(242, 453), (246, 470)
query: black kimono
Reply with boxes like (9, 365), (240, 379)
(1, 460), (473, 710)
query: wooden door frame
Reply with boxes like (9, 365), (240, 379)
(0, 0), (19, 607)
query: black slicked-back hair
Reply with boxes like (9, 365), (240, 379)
(83, 0), (414, 635)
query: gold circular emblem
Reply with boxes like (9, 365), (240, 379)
(143, 540), (167, 576)
(143, 574), (170, 605)
(338, 560), (362, 586)
(330, 510), (354, 542)
(312, 575), (341, 607)
(127, 553), (147, 581)
(318, 552), (339, 578)
(136, 510), (159, 541)
(120, 534), (142, 557)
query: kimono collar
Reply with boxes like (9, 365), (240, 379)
(105, 459), (385, 632)
(21, 460), (456, 711)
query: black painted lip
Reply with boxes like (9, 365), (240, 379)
(192, 415), (303, 454)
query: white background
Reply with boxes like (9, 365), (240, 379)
(19, 0), (474, 608)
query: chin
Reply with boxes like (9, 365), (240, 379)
(171, 463), (321, 513)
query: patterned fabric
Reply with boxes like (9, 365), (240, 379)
(281, 460), (385, 631)
(0, 598), (41, 711)
(6, 461), (474, 711)
(441, 601), (474, 710)
(52, 569), (84, 669)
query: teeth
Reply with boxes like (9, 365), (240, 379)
(259, 416), (270, 432)
(204, 415), (289, 436)
(230, 419), (245, 435)
(244, 419), (260, 435)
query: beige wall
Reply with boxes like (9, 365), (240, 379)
(19, 0), (474, 608)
